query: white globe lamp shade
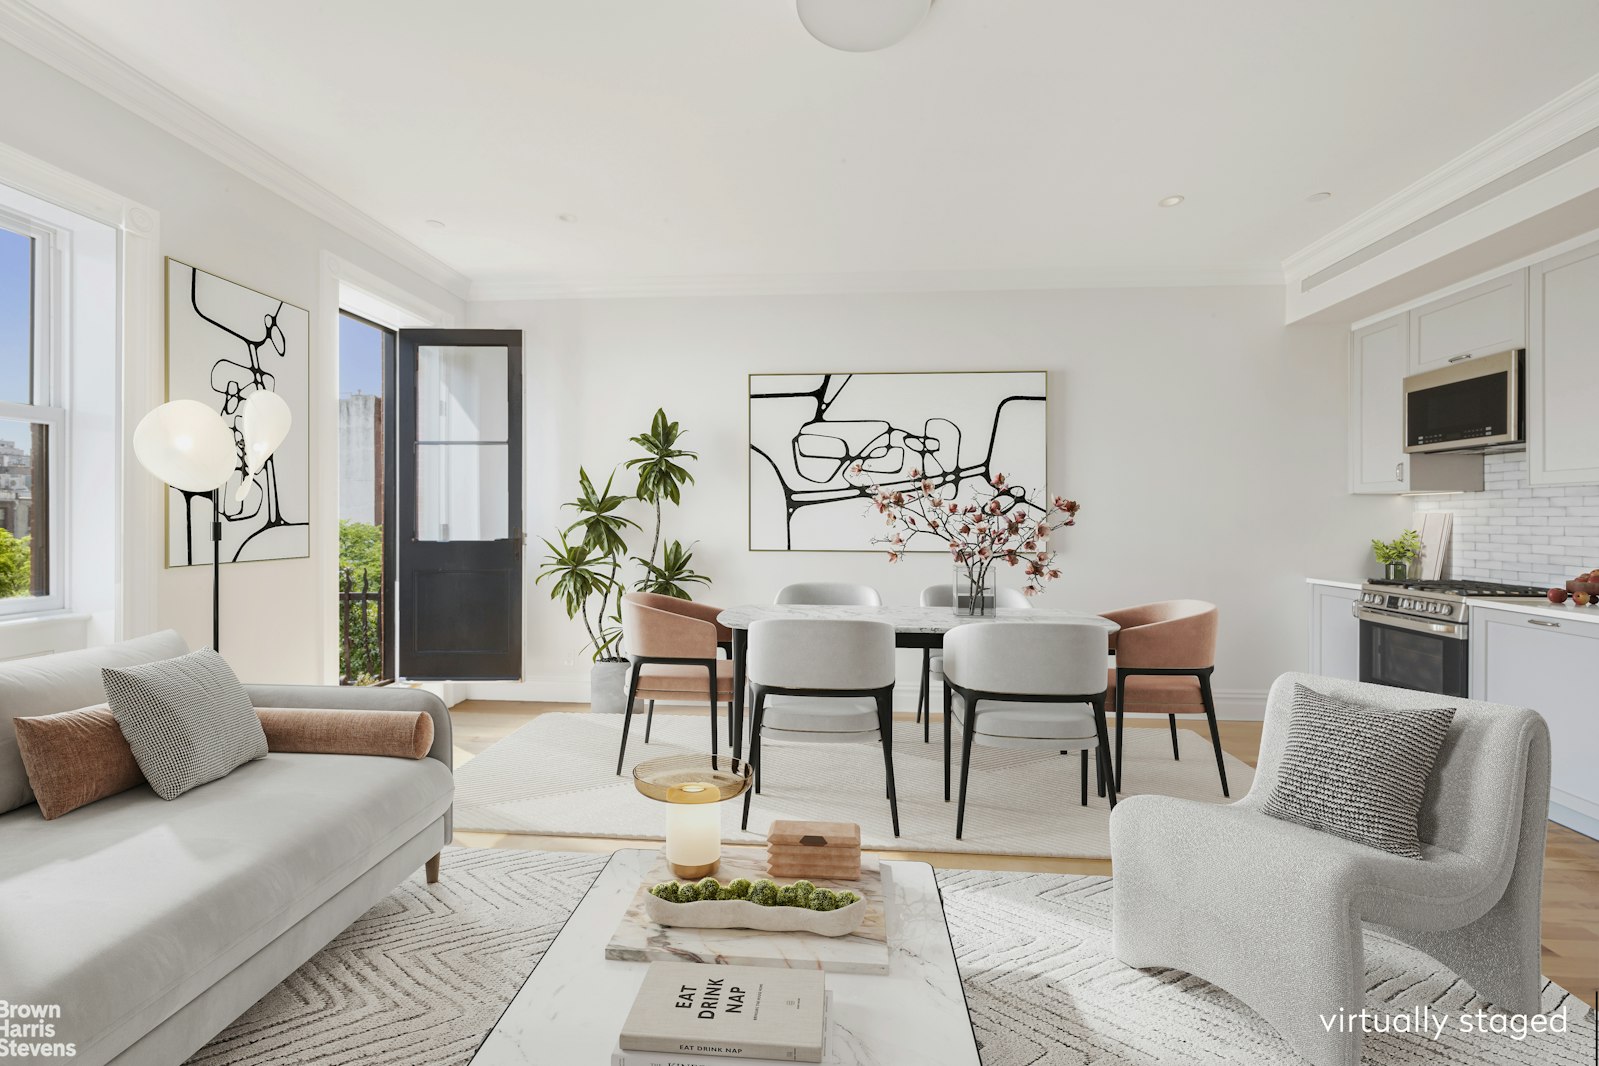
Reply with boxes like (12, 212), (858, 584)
(133, 400), (236, 492)
(240, 390), (292, 474)
(797, 0), (931, 52)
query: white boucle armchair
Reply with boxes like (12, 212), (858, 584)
(1108, 672), (1551, 1066)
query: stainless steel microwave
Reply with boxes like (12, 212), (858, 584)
(1403, 348), (1524, 453)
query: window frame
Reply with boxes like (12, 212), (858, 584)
(0, 206), (65, 617)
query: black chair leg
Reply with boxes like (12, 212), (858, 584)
(728, 701), (734, 749)
(1199, 673), (1229, 797)
(741, 696), (766, 830)
(916, 648), (928, 726)
(616, 664), (643, 776)
(943, 678), (954, 801)
(955, 696), (977, 839)
(644, 699), (655, 743)
(1114, 701), (1125, 792)
(1092, 694), (1117, 809)
(1080, 748), (1088, 807)
(1169, 713), (1180, 759)
(706, 666), (719, 757)
(877, 691), (900, 837)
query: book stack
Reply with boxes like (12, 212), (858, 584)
(765, 820), (861, 881)
(614, 962), (828, 1064)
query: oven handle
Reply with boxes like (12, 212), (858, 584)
(1354, 605), (1468, 640)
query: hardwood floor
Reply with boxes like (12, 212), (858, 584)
(449, 699), (1599, 1007)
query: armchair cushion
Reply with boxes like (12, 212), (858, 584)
(638, 660), (736, 694)
(1261, 684), (1455, 859)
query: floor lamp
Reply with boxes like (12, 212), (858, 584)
(134, 393), (291, 652)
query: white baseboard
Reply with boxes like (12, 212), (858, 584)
(452, 676), (1269, 721)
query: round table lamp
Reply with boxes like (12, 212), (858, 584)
(633, 754), (752, 880)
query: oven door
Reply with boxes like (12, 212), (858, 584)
(1357, 613), (1469, 697)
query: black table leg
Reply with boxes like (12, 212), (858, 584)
(731, 627), (748, 761)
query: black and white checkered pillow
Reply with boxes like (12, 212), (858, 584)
(1262, 684), (1455, 859)
(102, 649), (267, 800)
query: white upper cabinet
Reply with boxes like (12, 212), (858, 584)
(1349, 312), (1409, 493)
(1408, 270), (1526, 374)
(1528, 241), (1599, 486)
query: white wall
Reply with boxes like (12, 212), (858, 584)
(0, 39), (466, 683)
(472, 285), (1410, 715)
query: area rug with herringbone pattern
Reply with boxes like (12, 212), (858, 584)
(190, 846), (1593, 1066)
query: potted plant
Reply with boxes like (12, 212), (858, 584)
(626, 408), (711, 598)
(1372, 529), (1422, 581)
(537, 468), (639, 713)
(847, 466), (1081, 612)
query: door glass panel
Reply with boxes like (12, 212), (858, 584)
(416, 443), (508, 541)
(417, 345), (508, 441)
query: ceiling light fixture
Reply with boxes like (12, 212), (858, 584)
(797, 0), (931, 52)
(1306, 191), (1333, 202)
(1157, 195), (1185, 207)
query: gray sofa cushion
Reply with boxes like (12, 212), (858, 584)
(0, 752), (452, 1066)
(0, 630), (188, 814)
(1261, 683), (1455, 858)
(103, 650), (267, 800)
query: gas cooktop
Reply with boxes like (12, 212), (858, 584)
(1364, 578), (1547, 598)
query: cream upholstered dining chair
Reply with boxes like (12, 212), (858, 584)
(1111, 673), (1551, 1066)
(615, 593), (734, 775)
(916, 584), (1029, 742)
(774, 582), (883, 606)
(1100, 599), (1225, 795)
(942, 622), (1116, 839)
(740, 618), (900, 836)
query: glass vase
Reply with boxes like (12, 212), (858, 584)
(1383, 561), (1410, 581)
(952, 563), (998, 616)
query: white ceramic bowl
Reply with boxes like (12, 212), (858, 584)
(643, 894), (867, 937)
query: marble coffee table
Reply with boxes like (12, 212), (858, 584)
(469, 848), (981, 1065)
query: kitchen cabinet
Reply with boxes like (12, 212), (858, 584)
(1348, 312), (1409, 493)
(1470, 605), (1599, 838)
(1307, 582), (1361, 681)
(1408, 270), (1526, 374)
(1528, 241), (1599, 485)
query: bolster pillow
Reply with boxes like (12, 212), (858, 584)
(256, 707), (435, 760)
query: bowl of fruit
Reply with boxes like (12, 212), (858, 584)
(1553, 572), (1599, 605)
(643, 876), (867, 936)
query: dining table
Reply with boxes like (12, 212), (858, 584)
(715, 603), (1120, 764)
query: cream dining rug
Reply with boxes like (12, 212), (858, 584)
(190, 846), (1594, 1066)
(451, 711), (1254, 857)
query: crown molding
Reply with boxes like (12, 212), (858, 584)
(0, 0), (471, 300)
(470, 265), (1284, 302)
(1282, 71), (1599, 281)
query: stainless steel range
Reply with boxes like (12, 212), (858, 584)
(1355, 578), (1547, 696)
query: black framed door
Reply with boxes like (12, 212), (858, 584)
(396, 328), (523, 680)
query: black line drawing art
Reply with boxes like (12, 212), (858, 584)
(166, 260), (309, 566)
(749, 372), (1046, 551)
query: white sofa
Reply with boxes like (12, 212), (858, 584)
(0, 631), (454, 1066)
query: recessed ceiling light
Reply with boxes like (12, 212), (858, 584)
(797, 0), (931, 52)
(1157, 195), (1185, 208)
(424, 219), (445, 229)
(1306, 191), (1333, 202)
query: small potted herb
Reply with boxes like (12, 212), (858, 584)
(1371, 529), (1422, 581)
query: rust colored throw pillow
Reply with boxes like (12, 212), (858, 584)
(256, 707), (434, 760)
(13, 705), (146, 819)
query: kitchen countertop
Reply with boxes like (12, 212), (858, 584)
(1305, 577), (1362, 591)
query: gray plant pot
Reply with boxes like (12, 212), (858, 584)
(590, 659), (632, 714)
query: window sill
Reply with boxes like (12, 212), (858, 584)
(0, 611), (91, 661)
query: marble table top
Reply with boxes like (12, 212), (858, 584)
(718, 602), (1120, 635)
(469, 848), (980, 1066)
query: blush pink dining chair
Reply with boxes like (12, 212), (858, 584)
(616, 593), (735, 774)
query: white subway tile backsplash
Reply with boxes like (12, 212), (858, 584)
(1412, 453), (1599, 587)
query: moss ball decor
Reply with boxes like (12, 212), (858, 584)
(653, 874), (860, 911)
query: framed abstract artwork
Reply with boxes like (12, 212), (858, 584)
(164, 259), (310, 566)
(748, 371), (1047, 551)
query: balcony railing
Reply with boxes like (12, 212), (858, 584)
(339, 567), (389, 685)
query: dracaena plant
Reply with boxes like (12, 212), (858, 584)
(846, 465), (1081, 597)
(625, 408), (711, 595)
(536, 467), (639, 661)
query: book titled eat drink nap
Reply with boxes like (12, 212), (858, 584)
(618, 962), (826, 1063)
